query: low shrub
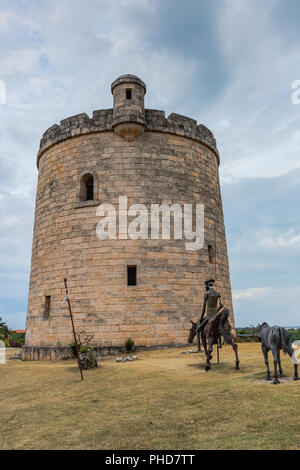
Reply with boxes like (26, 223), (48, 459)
(125, 337), (135, 353)
(8, 332), (25, 347)
(70, 340), (78, 357)
(69, 330), (96, 358)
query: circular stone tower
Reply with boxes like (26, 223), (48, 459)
(23, 74), (234, 360)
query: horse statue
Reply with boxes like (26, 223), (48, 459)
(254, 322), (299, 384)
(188, 308), (240, 371)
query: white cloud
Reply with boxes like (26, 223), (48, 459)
(233, 287), (272, 301)
(259, 229), (300, 249)
(217, 119), (230, 131)
(233, 285), (300, 326)
(2, 48), (41, 75)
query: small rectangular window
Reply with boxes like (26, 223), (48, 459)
(126, 89), (132, 100)
(44, 296), (51, 316)
(208, 245), (214, 264)
(127, 266), (137, 286)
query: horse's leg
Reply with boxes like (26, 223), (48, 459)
(201, 331), (210, 370)
(289, 349), (299, 381)
(227, 337), (240, 370)
(278, 351), (284, 377)
(294, 363), (299, 381)
(262, 344), (271, 380)
(201, 331), (209, 370)
(201, 331), (207, 356)
(271, 347), (280, 384)
(232, 340), (240, 370)
(205, 337), (213, 371)
(196, 331), (201, 352)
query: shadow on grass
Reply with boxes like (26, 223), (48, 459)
(240, 369), (299, 385)
(187, 361), (243, 375)
(63, 364), (91, 375)
(240, 371), (267, 382)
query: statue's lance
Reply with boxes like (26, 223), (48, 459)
(63, 278), (84, 381)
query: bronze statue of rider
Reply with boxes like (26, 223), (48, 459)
(196, 278), (223, 351)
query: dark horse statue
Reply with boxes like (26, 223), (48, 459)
(188, 308), (240, 371)
(255, 322), (299, 384)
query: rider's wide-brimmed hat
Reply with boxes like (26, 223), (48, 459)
(204, 278), (215, 285)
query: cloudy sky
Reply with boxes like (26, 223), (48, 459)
(1, 0), (300, 328)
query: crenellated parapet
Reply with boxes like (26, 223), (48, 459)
(37, 108), (219, 167)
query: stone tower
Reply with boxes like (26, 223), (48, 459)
(23, 74), (234, 360)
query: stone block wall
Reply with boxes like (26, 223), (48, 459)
(24, 129), (233, 359)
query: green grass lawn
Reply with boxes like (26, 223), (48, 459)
(0, 343), (299, 450)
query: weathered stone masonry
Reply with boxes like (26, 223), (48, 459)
(22, 74), (234, 360)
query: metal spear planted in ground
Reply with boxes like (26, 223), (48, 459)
(62, 278), (84, 381)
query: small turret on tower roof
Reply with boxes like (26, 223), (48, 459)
(111, 74), (147, 141)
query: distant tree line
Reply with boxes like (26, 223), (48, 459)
(236, 326), (300, 342)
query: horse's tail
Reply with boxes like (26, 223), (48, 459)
(278, 328), (294, 356)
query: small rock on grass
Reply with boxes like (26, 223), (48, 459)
(116, 355), (138, 362)
(9, 353), (21, 360)
(180, 349), (198, 354)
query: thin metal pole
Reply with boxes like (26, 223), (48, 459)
(64, 278), (83, 381)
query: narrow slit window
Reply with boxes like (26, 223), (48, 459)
(44, 296), (51, 316)
(80, 173), (94, 201)
(208, 245), (214, 264)
(126, 89), (132, 100)
(127, 266), (137, 286)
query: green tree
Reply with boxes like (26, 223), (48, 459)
(0, 317), (8, 339)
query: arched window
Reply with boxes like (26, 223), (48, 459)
(80, 173), (94, 201)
